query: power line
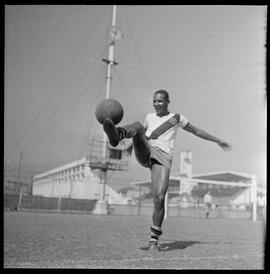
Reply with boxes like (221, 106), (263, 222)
(5, 54), (78, 167)
(18, 46), (109, 167)
(5, 6), (107, 168)
(5, 45), (105, 170)
(114, 66), (144, 114)
(120, 61), (185, 80)
(121, 6), (152, 93)
(7, 67), (103, 170)
(5, 55), (102, 169)
(77, 55), (108, 159)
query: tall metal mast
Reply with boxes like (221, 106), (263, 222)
(93, 5), (121, 214)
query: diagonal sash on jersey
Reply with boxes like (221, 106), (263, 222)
(147, 114), (180, 140)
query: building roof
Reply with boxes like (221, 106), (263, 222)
(33, 158), (88, 179)
(190, 170), (254, 182)
(191, 186), (247, 198)
(131, 171), (255, 188)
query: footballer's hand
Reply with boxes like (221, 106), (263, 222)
(217, 140), (232, 151)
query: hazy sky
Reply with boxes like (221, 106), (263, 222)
(5, 5), (267, 190)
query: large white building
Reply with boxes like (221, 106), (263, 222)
(132, 151), (260, 221)
(32, 157), (128, 204)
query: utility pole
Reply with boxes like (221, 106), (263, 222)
(93, 5), (122, 214)
(16, 152), (23, 210)
(17, 152), (23, 188)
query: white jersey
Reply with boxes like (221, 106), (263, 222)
(204, 194), (213, 204)
(143, 112), (189, 156)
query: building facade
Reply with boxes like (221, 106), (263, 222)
(32, 157), (125, 204)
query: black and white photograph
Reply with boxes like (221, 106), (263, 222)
(4, 5), (267, 269)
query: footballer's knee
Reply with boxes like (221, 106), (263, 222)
(153, 193), (165, 209)
(133, 121), (145, 135)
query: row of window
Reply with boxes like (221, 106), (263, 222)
(34, 164), (86, 181)
(34, 174), (85, 185)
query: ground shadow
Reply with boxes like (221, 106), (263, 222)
(140, 240), (202, 251)
(160, 239), (234, 251)
(140, 239), (234, 251)
(159, 240), (201, 251)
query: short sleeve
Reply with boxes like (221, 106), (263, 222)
(143, 113), (150, 129)
(179, 114), (189, 128)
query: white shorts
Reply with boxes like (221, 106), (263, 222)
(136, 144), (172, 170)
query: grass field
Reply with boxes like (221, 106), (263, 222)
(4, 211), (266, 269)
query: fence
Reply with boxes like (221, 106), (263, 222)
(4, 192), (97, 213)
(109, 202), (255, 220)
(4, 193), (261, 220)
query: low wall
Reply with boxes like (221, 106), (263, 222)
(4, 193), (253, 220)
(109, 203), (253, 220)
(4, 193), (97, 212)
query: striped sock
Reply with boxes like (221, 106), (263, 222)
(117, 127), (127, 140)
(149, 225), (162, 244)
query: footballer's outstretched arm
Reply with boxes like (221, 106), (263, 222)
(184, 122), (232, 151)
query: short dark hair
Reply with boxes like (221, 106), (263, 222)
(154, 89), (170, 101)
